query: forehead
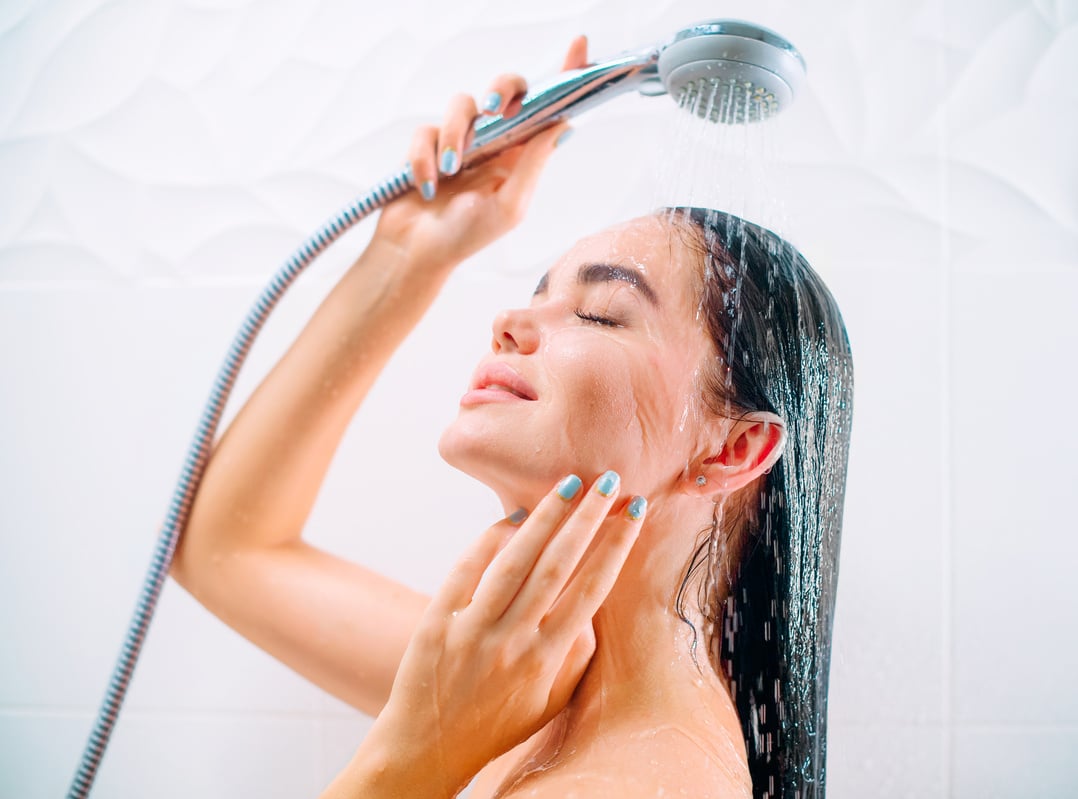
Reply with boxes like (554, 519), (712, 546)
(547, 215), (701, 304)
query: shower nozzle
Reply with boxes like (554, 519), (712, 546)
(657, 20), (806, 123)
(463, 19), (805, 168)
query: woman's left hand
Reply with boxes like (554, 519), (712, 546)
(321, 472), (646, 798)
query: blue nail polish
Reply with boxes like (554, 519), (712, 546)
(508, 508), (528, 525)
(556, 474), (582, 501)
(596, 470), (619, 497)
(555, 128), (574, 148)
(483, 91), (502, 113)
(627, 496), (647, 520)
(439, 147), (459, 175)
(420, 180), (435, 201)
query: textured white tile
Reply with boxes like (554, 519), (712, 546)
(823, 268), (947, 724)
(124, 589), (327, 714)
(92, 714), (324, 798)
(943, 5), (1078, 269)
(0, 0), (38, 36)
(317, 715), (375, 780)
(826, 723), (946, 799)
(0, 0), (110, 133)
(780, 163), (948, 270)
(0, 284), (338, 711)
(153, 4), (245, 90)
(952, 726), (1078, 798)
(0, 713), (90, 799)
(309, 267), (526, 595)
(0, 711), (351, 797)
(796, 0), (948, 159)
(946, 159), (1078, 272)
(0, 137), (53, 247)
(71, 82), (225, 184)
(6, 0), (168, 136)
(941, 3), (1058, 131)
(950, 270), (1078, 724)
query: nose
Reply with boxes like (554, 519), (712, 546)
(491, 307), (540, 354)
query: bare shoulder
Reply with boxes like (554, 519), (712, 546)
(490, 723), (751, 799)
(495, 771), (748, 799)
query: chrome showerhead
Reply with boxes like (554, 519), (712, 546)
(463, 19), (806, 167)
(656, 20), (806, 123)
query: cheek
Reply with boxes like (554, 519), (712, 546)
(541, 331), (637, 453)
(634, 349), (704, 452)
(541, 332), (698, 469)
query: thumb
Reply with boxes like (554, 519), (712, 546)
(429, 517), (517, 615)
(496, 121), (572, 216)
(543, 622), (596, 719)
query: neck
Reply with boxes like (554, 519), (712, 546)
(538, 501), (749, 774)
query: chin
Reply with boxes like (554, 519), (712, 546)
(438, 419), (510, 500)
(438, 417), (560, 509)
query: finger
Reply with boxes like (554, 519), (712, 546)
(502, 471), (621, 631)
(407, 124), (440, 202)
(478, 73), (528, 116)
(542, 495), (647, 646)
(467, 474), (584, 622)
(428, 509), (526, 616)
(561, 34), (589, 71)
(437, 92), (479, 178)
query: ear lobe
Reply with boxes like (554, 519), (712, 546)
(691, 413), (786, 496)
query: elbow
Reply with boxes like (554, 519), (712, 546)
(169, 531), (198, 591)
(169, 520), (225, 597)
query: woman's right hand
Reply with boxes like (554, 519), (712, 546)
(319, 471), (647, 799)
(373, 36), (589, 271)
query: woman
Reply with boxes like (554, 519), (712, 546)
(171, 36), (853, 799)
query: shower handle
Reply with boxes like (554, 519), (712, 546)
(462, 47), (663, 170)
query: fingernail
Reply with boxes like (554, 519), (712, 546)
(595, 470), (620, 497)
(555, 128), (574, 148)
(556, 474), (582, 501)
(626, 496), (648, 521)
(404, 161), (414, 181)
(439, 147), (459, 175)
(507, 508), (528, 525)
(420, 180), (436, 201)
(482, 91), (502, 113)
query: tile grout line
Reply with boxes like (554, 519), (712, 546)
(937, 3), (955, 794)
(0, 706), (365, 721)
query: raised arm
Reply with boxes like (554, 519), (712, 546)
(170, 38), (586, 717)
(170, 231), (447, 716)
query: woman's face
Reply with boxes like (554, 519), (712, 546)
(439, 214), (717, 506)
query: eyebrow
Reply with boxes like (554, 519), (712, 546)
(532, 262), (660, 307)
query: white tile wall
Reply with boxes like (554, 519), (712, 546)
(826, 723), (948, 798)
(950, 272), (1078, 728)
(952, 727), (1078, 798)
(825, 267), (948, 727)
(2, 0), (1076, 797)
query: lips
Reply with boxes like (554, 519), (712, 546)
(463, 361), (538, 403)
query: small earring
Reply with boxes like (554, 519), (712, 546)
(696, 475), (708, 486)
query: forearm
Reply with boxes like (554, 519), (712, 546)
(175, 233), (458, 570)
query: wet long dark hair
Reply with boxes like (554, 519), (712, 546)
(666, 207), (854, 799)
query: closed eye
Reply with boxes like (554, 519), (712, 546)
(574, 308), (622, 328)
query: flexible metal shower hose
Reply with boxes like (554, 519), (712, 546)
(67, 165), (415, 798)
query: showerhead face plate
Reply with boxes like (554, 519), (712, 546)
(658, 20), (806, 123)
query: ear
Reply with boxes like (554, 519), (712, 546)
(684, 412), (786, 496)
